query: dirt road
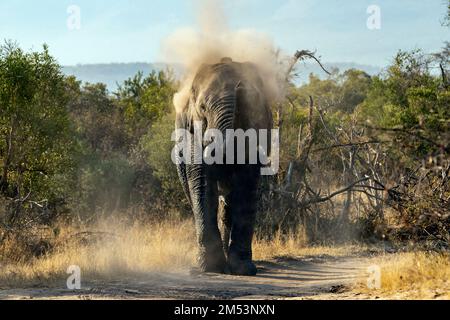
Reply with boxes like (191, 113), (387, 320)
(0, 255), (374, 300)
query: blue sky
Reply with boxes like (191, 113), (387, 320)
(0, 0), (448, 66)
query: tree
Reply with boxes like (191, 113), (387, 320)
(0, 42), (74, 203)
(293, 69), (371, 114)
(359, 49), (449, 162)
(66, 80), (132, 214)
(115, 71), (176, 144)
(443, 0), (450, 26)
(68, 80), (127, 155)
(140, 112), (188, 211)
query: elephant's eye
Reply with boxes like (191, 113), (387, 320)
(199, 104), (207, 113)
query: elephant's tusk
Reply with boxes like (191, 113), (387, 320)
(204, 143), (224, 164)
(258, 145), (270, 166)
(203, 144), (214, 161)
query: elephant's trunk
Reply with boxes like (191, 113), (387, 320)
(212, 93), (236, 134)
(203, 92), (237, 160)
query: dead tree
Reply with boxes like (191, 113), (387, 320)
(261, 49), (389, 238)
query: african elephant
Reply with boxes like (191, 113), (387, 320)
(175, 58), (273, 276)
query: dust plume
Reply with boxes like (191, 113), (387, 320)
(161, 0), (289, 113)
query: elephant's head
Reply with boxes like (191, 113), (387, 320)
(185, 58), (273, 166)
(188, 58), (239, 138)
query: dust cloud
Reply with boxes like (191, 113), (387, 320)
(160, 0), (289, 113)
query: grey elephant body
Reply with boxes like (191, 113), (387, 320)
(175, 58), (272, 276)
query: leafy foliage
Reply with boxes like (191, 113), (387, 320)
(0, 42), (75, 204)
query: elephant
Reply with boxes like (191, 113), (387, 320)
(175, 57), (273, 276)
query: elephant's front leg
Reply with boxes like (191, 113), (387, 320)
(228, 166), (260, 276)
(188, 165), (226, 273)
(218, 193), (232, 259)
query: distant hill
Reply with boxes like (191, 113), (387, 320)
(62, 62), (382, 91)
(294, 62), (383, 84)
(62, 63), (181, 91)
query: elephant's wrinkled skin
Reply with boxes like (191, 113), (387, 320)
(175, 58), (273, 276)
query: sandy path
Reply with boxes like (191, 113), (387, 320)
(0, 255), (371, 300)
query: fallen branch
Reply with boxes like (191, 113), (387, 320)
(300, 177), (371, 207)
(312, 140), (386, 153)
(273, 177), (376, 209)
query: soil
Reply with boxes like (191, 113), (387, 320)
(0, 255), (376, 300)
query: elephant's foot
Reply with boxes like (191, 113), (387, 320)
(227, 252), (257, 276)
(198, 248), (227, 274)
(201, 262), (226, 273)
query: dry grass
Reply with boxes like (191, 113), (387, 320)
(0, 218), (373, 287)
(0, 219), (197, 287)
(252, 227), (370, 260)
(355, 251), (450, 299)
(2, 217), (448, 300)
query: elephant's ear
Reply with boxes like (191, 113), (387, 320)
(175, 111), (193, 207)
(175, 110), (188, 131)
(176, 91), (195, 133)
(234, 81), (244, 120)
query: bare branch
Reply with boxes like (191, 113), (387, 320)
(301, 177), (371, 206)
(293, 50), (332, 76)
